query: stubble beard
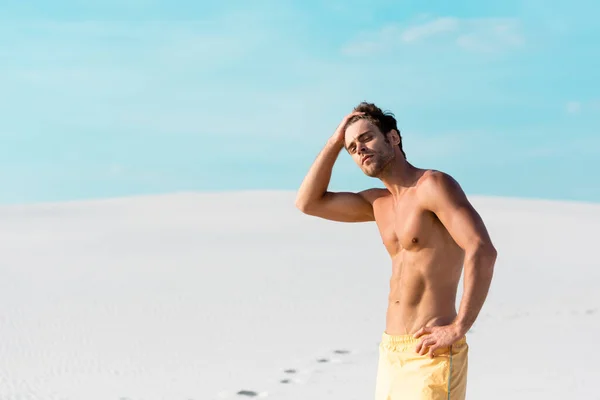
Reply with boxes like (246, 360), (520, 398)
(362, 149), (395, 178)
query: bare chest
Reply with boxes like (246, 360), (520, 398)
(373, 196), (435, 256)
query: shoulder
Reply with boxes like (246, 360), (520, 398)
(358, 187), (391, 204)
(417, 169), (462, 192)
(415, 170), (468, 208)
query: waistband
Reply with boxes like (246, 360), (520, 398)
(381, 331), (467, 347)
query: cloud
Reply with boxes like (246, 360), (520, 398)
(109, 164), (124, 176)
(0, 17), (266, 72)
(566, 101), (582, 114)
(340, 25), (400, 56)
(455, 19), (524, 53)
(0, 15), (276, 135)
(400, 17), (459, 43)
(565, 100), (600, 115)
(517, 135), (600, 159)
(403, 131), (479, 161)
(341, 17), (524, 56)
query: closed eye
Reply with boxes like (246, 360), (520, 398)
(347, 132), (373, 153)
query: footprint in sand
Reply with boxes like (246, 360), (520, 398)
(277, 349), (354, 385)
(217, 389), (269, 398)
(334, 349), (351, 355)
(237, 390), (259, 397)
(217, 349), (355, 398)
(325, 349), (354, 364)
(280, 369), (298, 384)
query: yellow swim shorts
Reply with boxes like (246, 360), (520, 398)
(375, 332), (468, 400)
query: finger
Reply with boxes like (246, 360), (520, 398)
(413, 326), (431, 339)
(346, 111), (365, 120)
(339, 112), (364, 131)
(415, 336), (429, 353)
(417, 338), (435, 355)
(428, 344), (440, 358)
(415, 339), (423, 354)
(421, 341), (435, 356)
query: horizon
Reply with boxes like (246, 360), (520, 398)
(1, 0), (598, 206)
(3, 188), (600, 211)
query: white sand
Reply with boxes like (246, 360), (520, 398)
(1, 190), (599, 400)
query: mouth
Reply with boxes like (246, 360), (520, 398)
(361, 155), (373, 165)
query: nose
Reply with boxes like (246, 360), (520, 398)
(357, 143), (367, 154)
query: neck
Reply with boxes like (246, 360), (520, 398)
(378, 156), (420, 198)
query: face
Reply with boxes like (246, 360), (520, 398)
(344, 118), (396, 177)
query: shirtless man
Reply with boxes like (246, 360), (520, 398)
(295, 102), (497, 399)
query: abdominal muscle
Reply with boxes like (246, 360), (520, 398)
(385, 249), (463, 336)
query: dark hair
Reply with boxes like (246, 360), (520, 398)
(347, 102), (406, 159)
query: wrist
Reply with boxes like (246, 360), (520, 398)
(327, 137), (345, 150)
(452, 320), (469, 336)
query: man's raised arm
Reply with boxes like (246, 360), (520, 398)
(295, 112), (376, 223)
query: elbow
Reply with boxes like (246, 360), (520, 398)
(294, 192), (306, 212)
(481, 241), (497, 260)
(295, 199), (309, 213)
(295, 193), (324, 215)
(295, 198), (315, 215)
(467, 240), (497, 265)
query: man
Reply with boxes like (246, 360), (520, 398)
(295, 102), (497, 399)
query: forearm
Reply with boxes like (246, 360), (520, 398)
(295, 139), (344, 209)
(453, 243), (497, 335)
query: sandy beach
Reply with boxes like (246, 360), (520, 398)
(1, 190), (598, 399)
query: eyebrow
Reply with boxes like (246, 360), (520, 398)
(345, 131), (372, 150)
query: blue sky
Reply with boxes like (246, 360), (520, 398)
(1, 0), (598, 204)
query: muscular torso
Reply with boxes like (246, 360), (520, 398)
(370, 183), (465, 335)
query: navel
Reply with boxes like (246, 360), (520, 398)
(412, 237), (419, 244)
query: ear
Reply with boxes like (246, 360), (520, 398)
(386, 129), (401, 145)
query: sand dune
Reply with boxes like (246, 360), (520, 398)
(1, 191), (599, 399)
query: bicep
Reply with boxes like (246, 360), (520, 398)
(444, 201), (492, 249)
(303, 190), (375, 222)
(424, 173), (492, 250)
